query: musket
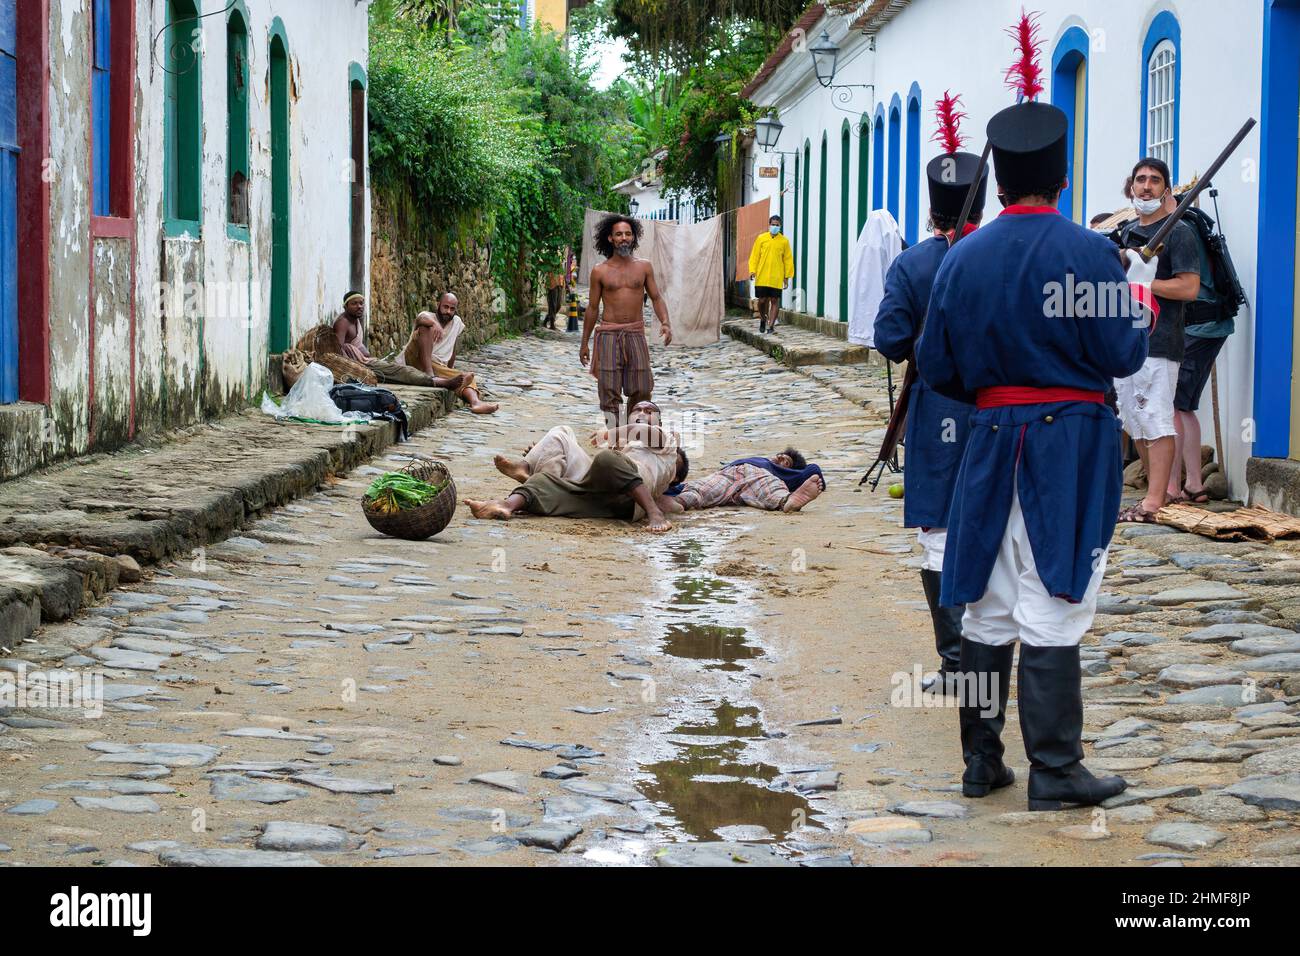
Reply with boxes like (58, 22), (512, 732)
(1135, 118), (1256, 261)
(861, 139), (993, 488)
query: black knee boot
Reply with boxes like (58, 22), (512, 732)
(920, 570), (963, 691)
(958, 638), (1016, 797)
(1018, 644), (1127, 810)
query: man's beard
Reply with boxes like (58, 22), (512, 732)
(614, 243), (633, 257)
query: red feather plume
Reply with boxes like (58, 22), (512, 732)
(931, 91), (967, 154)
(1003, 9), (1045, 101)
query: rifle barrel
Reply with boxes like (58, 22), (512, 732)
(1140, 118), (1256, 259)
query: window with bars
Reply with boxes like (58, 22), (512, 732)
(1146, 39), (1176, 167)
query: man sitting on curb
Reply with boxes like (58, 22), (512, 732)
(402, 293), (498, 414)
(465, 401), (681, 533)
(657, 448), (824, 514)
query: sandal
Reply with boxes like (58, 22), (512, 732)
(1182, 485), (1210, 504)
(1118, 503), (1159, 523)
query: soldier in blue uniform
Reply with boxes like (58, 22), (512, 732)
(874, 100), (987, 693)
(916, 96), (1155, 809)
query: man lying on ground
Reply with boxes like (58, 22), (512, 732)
(465, 401), (682, 533)
(656, 447), (824, 514)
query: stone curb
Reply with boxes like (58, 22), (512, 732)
(721, 319), (871, 369)
(0, 383), (457, 649)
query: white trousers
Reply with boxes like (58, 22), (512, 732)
(917, 527), (947, 573)
(962, 486), (1107, 648)
(523, 425), (593, 481)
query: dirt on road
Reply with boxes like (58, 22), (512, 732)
(2, 330), (1298, 867)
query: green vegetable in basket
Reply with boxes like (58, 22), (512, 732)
(364, 473), (445, 514)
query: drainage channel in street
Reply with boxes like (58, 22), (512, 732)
(625, 525), (828, 859)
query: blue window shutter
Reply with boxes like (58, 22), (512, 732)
(94, 0), (111, 66)
(92, 0), (111, 216)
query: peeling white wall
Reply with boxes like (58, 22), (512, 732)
(35, 0), (369, 467)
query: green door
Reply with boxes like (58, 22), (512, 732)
(269, 34), (290, 353)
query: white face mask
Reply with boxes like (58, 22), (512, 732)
(1133, 196), (1165, 216)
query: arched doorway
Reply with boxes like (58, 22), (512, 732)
(904, 84), (921, 245)
(349, 64), (367, 292)
(1052, 27), (1089, 223)
(269, 23), (290, 353)
(816, 132), (827, 317)
(839, 120), (850, 322)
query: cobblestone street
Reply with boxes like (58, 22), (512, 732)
(1, 328), (1299, 867)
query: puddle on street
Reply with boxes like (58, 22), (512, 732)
(660, 623), (762, 671)
(669, 701), (766, 738)
(633, 529), (822, 855)
(668, 575), (736, 606)
(641, 738), (811, 843)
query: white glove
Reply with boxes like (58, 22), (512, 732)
(1124, 249), (1158, 286)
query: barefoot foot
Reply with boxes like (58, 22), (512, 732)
(644, 510), (673, 533)
(782, 475), (825, 512)
(470, 402), (500, 415)
(434, 372), (466, 391)
(493, 454), (531, 483)
(464, 498), (514, 520)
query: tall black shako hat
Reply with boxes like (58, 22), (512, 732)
(925, 91), (987, 220)
(987, 11), (1068, 194)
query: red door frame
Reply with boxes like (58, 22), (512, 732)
(16, 0), (49, 405)
(88, 0), (137, 440)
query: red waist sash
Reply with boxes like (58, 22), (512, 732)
(976, 386), (1104, 409)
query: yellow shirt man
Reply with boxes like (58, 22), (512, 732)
(748, 216), (794, 332)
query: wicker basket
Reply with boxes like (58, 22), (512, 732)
(317, 352), (379, 386)
(281, 349), (310, 389)
(294, 324), (379, 385)
(361, 459), (457, 540)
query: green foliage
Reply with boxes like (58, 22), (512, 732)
(368, 16), (536, 229)
(490, 25), (638, 301)
(604, 0), (800, 73)
(657, 24), (769, 201)
(573, 0), (787, 208)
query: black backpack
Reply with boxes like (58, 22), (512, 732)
(329, 383), (410, 441)
(1121, 205), (1246, 328)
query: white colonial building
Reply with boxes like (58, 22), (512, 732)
(0, 0), (370, 480)
(739, 0), (1300, 508)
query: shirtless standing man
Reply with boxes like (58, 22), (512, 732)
(580, 215), (672, 429)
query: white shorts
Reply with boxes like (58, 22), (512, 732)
(917, 527), (947, 573)
(1114, 357), (1178, 441)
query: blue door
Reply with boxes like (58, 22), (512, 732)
(0, 0), (18, 403)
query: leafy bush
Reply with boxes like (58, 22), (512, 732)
(369, 9), (636, 316)
(368, 18), (537, 226)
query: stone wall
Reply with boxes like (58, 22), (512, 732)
(368, 190), (533, 360)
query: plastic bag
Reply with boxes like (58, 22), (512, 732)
(262, 363), (368, 423)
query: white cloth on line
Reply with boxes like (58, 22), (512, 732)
(847, 210), (903, 348)
(917, 527), (948, 573)
(961, 480), (1107, 648)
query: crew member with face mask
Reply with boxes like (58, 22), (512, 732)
(1113, 157), (1202, 523)
(749, 215), (794, 334)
